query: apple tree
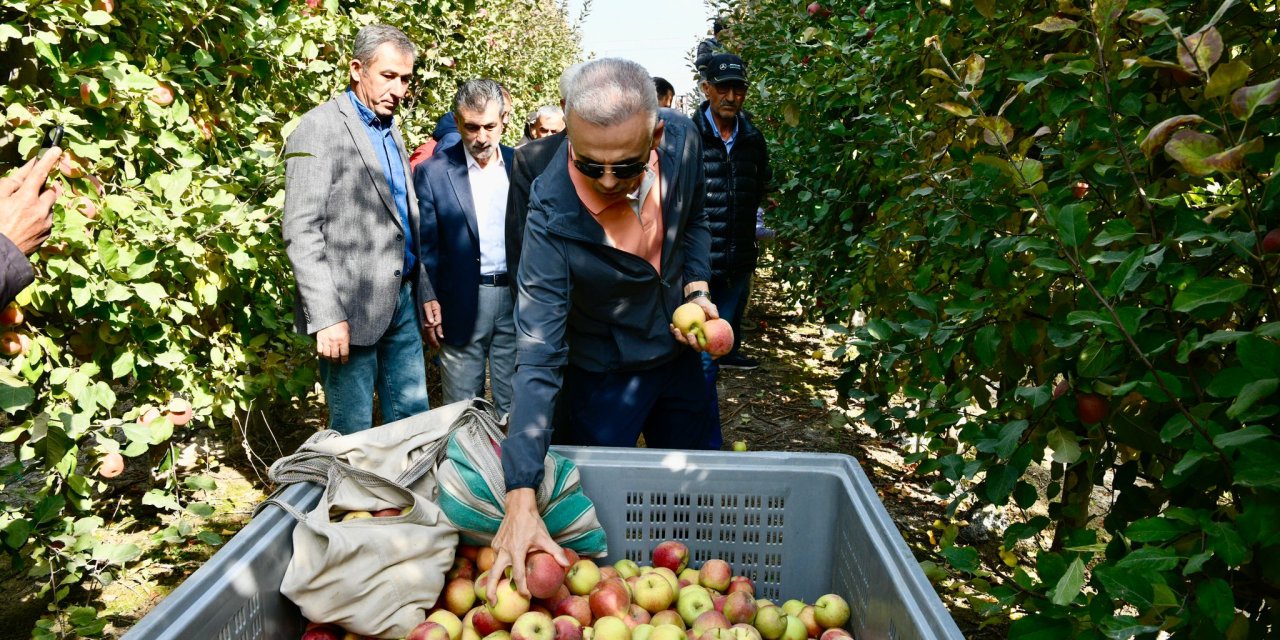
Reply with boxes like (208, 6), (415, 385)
(720, 0), (1279, 636)
(0, 0), (580, 635)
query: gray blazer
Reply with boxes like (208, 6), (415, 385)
(282, 94), (435, 346)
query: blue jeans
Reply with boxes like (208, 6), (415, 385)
(319, 282), (430, 434)
(559, 350), (717, 450)
(701, 270), (753, 449)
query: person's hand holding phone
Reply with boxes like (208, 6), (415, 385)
(0, 127), (63, 255)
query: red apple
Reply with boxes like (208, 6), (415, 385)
(721, 592), (756, 626)
(651, 541), (689, 574)
(525, 551), (567, 600)
(1076, 393), (1107, 425)
(449, 556), (477, 581)
(589, 578), (632, 619)
(408, 622), (453, 640)
(93, 0), (115, 13)
(0, 304), (24, 326)
(72, 197), (98, 220)
(553, 616), (583, 640)
(0, 331), (30, 356)
(167, 397), (194, 426)
(807, 2), (831, 17)
(554, 595), (592, 627)
(301, 623), (344, 640)
(99, 452), (125, 479)
(1262, 228), (1280, 254)
(149, 83), (175, 107)
(1072, 181), (1090, 199)
(371, 507), (402, 517)
(698, 559), (732, 593)
(59, 151), (86, 179)
(701, 319), (734, 358)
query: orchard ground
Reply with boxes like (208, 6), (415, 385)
(0, 254), (1004, 639)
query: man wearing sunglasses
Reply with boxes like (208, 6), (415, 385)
(485, 58), (718, 599)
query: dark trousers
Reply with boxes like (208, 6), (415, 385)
(558, 350), (717, 450)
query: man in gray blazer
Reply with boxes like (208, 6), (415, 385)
(282, 24), (442, 434)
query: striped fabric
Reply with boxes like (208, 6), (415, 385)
(435, 410), (608, 556)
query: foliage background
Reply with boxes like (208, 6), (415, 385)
(0, 0), (580, 635)
(719, 0), (1278, 637)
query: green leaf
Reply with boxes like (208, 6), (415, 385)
(141, 490), (181, 512)
(1104, 248), (1146, 297)
(1047, 428), (1082, 464)
(1127, 517), (1195, 542)
(1226, 380), (1278, 420)
(1140, 115), (1206, 158)
(0, 377), (36, 414)
(1165, 130), (1225, 175)
(1033, 257), (1071, 272)
(196, 530), (224, 546)
(1205, 59), (1251, 99)
(1008, 617), (1073, 640)
(1094, 565), (1156, 610)
(1171, 278), (1248, 312)
(1206, 522), (1248, 566)
(1214, 424), (1274, 448)
(1056, 203), (1090, 247)
(184, 475), (217, 491)
(1115, 546), (1179, 572)
(92, 543), (141, 565)
(974, 325), (1000, 365)
(1093, 219), (1137, 246)
(186, 502), (215, 517)
(110, 350), (135, 380)
(4, 519), (32, 549)
(1230, 78), (1280, 119)
(1127, 8), (1169, 24)
(83, 10), (113, 25)
(1049, 557), (1086, 606)
(1195, 578), (1234, 632)
(940, 545), (980, 574)
(133, 282), (168, 308)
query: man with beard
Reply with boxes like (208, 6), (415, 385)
(414, 79), (517, 412)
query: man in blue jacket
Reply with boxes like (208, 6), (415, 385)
(485, 58), (719, 599)
(415, 79), (517, 412)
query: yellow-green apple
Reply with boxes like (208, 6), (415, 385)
(526, 551), (568, 600)
(753, 599), (771, 610)
(700, 319), (734, 357)
(650, 611), (684, 629)
(671, 304), (706, 335)
(698, 560), (732, 593)
(554, 616), (583, 640)
(678, 568), (700, 586)
(811, 594), (849, 630)
(797, 607), (820, 638)
(340, 510), (372, 522)
(582, 628), (594, 640)
(729, 624), (762, 640)
(779, 616), (806, 640)
(445, 578), (476, 615)
(470, 608), (509, 637)
(691, 611), (729, 639)
(490, 578), (532, 623)
(731, 441), (748, 452)
(567, 560), (602, 595)
(477, 547), (498, 572)
(475, 571), (491, 604)
(511, 611), (555, 640)
(650, 567), (680, 597)
(726, 577), (753, 596)
(483, 632), (512, 640)
(407, 621), (453, 640)
(652, 541), (690, 574)
(462, 626), (482, 640)
(593, 616), (631, 640)
(633, 572), (676, 613)
(677, 586), (715, 626)
(632, 623), (655, 640)
(721, 592), (756, 626)
(750, 606), (786, 640)
(554, 595), (592, 627)
(651, 624), (686, 640)
(779, 601), (805, 617)
(98, 453), (125, 479)
(819, 630), (852, 640)
(589, 578), (632, 619)
(614, 559), (641, 579)
(428, 610), (464, 640)
(449, 556), (477, 581)
(166, 397), (194, 426)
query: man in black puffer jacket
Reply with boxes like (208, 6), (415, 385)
(695, 53), (772, 448)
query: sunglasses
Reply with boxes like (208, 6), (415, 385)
(572, 149), (651, 180)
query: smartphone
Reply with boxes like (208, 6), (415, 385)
(41, 125), (63, 150)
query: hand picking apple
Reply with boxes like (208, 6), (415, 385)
(670, 302), (734, 357)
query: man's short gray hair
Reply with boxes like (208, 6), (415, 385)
(563, 58), (657, 127)
(527, 104), (564, 126)
(454, 79), (505, 117)
(353, 24), (417, 65)
(559, 61), (589, 102)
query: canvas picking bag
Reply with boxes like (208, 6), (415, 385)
(261, 462), (457, 639)
(434, 401), (609, 555)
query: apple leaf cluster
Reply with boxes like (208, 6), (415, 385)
(720, 0), (1279, 637)
(0, 0), (579, 636)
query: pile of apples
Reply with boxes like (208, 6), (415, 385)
(301, 540), (854, 640)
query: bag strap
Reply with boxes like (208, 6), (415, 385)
(252, 487), (310, 521)
(269, 450), (340, 486)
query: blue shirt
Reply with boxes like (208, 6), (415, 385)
(348, 90), (416, 276)
(703, 106), (739, 154)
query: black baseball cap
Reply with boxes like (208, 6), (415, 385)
(705, 54), (748, 84)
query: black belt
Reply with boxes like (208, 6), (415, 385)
(479, 273), (509, 287)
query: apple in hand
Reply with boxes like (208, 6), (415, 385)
(526, 551), (568, 600)
(700, 319), (734, 358)
(812, 594), (850, 629)
(671, 304), (706, 334)
(652, 541), (690, 573)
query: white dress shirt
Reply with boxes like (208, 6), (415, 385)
(463, 146), (510, 276)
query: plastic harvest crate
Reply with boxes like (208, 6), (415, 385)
(125, 448), (963, 640)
